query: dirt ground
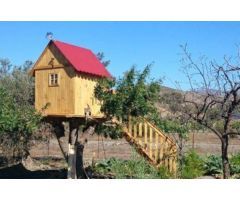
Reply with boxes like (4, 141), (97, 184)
(1, 131), (239, 179)
(30, 131), (240, 163)
(185, 132), (240, 155)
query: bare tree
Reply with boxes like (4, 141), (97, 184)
(180, 44), (240, 178)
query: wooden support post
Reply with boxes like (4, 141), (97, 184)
(172, 146), (177, 176)
(159, 136), (163, 165)
(144, 123), (148, 147)
(155, 133), (159, 163)
(164, 141), (169, 170)
(149, 127), (153, 159)
(169, 148), (173, 173)
(138, 123), (142, 145)
(133, 123), (137, 139)
(128, 116), (132, 136)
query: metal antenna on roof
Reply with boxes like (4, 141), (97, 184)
(46, 32), (54, 40)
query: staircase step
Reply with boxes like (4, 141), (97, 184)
(123, 117), (177, 175)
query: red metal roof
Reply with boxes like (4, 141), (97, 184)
(53, 40), (111, 78)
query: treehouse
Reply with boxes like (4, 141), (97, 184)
(30, 39), (177, 175)
(30, 40), (111, 118)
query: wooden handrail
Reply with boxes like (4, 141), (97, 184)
(118, 116), (177, 174)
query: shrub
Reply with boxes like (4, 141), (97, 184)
(181, 150), (205, 179)
(230, 153), (240, 175)
(0, 87), (41, 161)
(93, 151), (172, 179)
(204, 155), (222, 175)
(157, 166), (172, 179)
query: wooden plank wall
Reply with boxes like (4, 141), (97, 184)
(35, 67), (75, 115)
(74, 74), (103, 117)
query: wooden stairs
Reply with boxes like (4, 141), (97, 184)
(120, 117), (177, 174)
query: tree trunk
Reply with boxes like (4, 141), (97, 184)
(67, 144), (77, 179)
(221, 135), (231, 179)
(67, 119), (79, 179)
(52, 119), (68, 162)
(76, 141), (88, 178)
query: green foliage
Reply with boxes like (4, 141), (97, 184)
(230, 121), (240, 135)
(95, 65), (161, 119)
(93, 151), (172, 179)
(0, 60), (35, 106)
(202, 154), (240, 176)
(95, 63), (189, 138)
(181, 150), (205, 178)
(204, 155), (222, 175)
(94, 62), (189, 140)
(94, 65), (161, 138)
(157, 166), (173, 179)
(0, 88), (40, 133)
(94, 122), (123, 139)
(230, 153), (240, 174)
(0, 59), (42, 161)
(0, 87), (41, 158)
(153, 116), (189, 136)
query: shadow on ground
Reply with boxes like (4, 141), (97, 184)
(0, 163), (67, 179)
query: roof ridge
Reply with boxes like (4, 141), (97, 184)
(54, 40), (92, 52)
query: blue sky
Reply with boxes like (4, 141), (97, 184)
(1, 21), (240, 89)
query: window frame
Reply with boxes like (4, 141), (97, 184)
(48, 73), (60, 87)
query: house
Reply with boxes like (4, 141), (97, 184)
(30, 40), (111, 118)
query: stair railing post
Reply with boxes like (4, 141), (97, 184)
(169, 146), (173, 173)
(164, 140), (169, 170)
(128, 116), (132, 136)
(149, 127), (153, 159)
(159, 136), (163, 165)
(144, 122), (148, 149)
(172, 145), (177, 176)
(133, 122), (137, 140)
(155, 133), (159, 163)
(138, 123), (142, 146)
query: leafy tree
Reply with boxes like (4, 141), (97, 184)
(0, 58), (42, 165)
(94, 65), (161, 124)
(0, 87), (41, 162)
(0, 59), (35, 106)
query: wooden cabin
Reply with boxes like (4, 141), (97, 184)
(30, 40), (111, 118)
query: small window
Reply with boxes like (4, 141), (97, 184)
(49, 73), (59, 86)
